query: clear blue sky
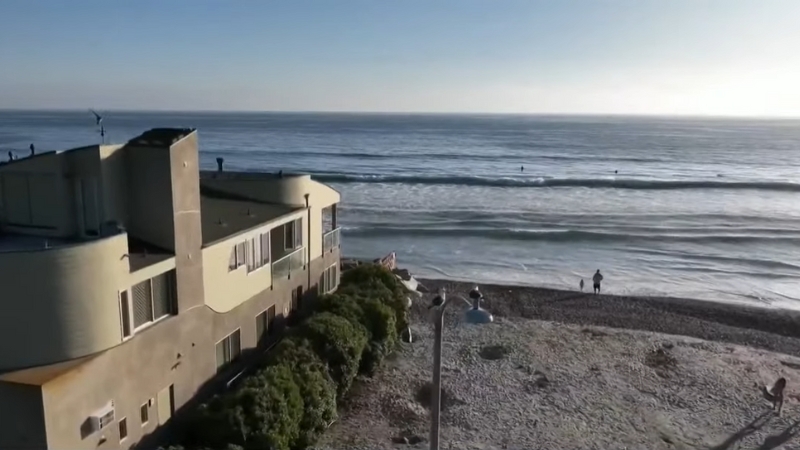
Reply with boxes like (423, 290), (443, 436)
(1, 0), (799, 115)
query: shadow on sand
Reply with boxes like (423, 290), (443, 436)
(710, 411), (800, 450)
(756, 420), (800, 450)
(710, 411), (773, 450)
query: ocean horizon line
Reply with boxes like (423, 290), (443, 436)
(1, 108), (799, 121)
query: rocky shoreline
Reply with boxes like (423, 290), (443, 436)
(416, 279), (800, 357)
(314, 276), (800, 449)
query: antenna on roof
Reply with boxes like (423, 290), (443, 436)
(89, 109), (106, 144)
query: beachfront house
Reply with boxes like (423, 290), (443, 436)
(0, 128), (341, 449)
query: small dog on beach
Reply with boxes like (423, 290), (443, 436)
(762, 377), (786, 415)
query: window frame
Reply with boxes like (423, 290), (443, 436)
(215, 328), (242, 372)
(255, 305), (276, 344)
(118, 417), (128, 442)
(260, 232), (270, 265)
(284, 218), (302, 251)
(318, 263), (339, 295)
(140, 403), (149, 426)
(291, 286), (302, 313)
(231, 233), (271, 274)
(284, 220), (295, 250)
(126, 271), (177, 336)
(119, 290), (132, 339)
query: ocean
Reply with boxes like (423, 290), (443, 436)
(2, 111), (800, 309)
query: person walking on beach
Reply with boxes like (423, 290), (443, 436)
(592, 270), (603, 294)
(579, 279), (584, 292)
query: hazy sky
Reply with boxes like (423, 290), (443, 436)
(1, 0), (799, 115)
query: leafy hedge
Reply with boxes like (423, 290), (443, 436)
(172, 264), (409, 450)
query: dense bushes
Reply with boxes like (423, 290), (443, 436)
(176, 264), (410, 450)
(298, 312), (368, 397)
(315, 292), (398, 375)
(189, 365), (303, 450)
(340, 264), (410, 332)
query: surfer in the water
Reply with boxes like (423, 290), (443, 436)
(521, 165), (524, 172)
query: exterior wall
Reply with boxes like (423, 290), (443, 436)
(129, 257), (177, 286)
(199, 173), (339, 262)
(98, 145), (129, 226)
(199, 173), (329, 207)
(0, 152), (75, 236)
(124, 145), (175, 251)
(0, 382), (47, 449)
(168, 133), (205, 312)
(202, 210), (305, 313)
(0, 233), (131, 371)
(41, 311), (205, 450)
(39, 249), (339, 450)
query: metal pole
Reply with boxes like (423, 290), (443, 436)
(430, 306), (444, 450)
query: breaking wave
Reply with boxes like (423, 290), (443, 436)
(313, 173), (800, 191)
(341, 225), (800, 244)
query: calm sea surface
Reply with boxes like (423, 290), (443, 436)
(2, 111), (800, 308)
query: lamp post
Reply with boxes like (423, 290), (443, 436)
(428, 286), (493, 450)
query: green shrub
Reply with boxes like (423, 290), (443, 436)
(157, 442), (243, 450)
(315, 290), (398, 375)
(157, 446), (238, 450)
(263, 336), (320, 369)
(262, 338), (338, 449)
(357, 298), (398, 374)
(298, 312), (368, 397)
(191, 365), (303, 450)
(290, 363), (338, 447)
(339, 264), (404, 294)
(339, 265), (410, 332)
(315, 292), (365, 326)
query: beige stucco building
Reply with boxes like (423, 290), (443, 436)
(0, 128), (342, 449)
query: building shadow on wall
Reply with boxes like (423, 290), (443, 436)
(131, 288), (321, 450)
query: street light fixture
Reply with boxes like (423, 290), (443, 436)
(428, 285), (493, 450)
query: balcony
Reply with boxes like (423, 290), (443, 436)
(322, 227), (341, 253)
(272, 247), (305, 280)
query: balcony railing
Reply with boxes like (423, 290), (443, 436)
(272, 247), (306, 280)
(322, 228), (341, 253)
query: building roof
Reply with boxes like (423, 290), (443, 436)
(128, 128), (196, 147)
(200, 196), (301, 245)
(0, 233), (78, 253)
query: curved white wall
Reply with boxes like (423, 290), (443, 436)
(0, 233), (130, 371)
(201, 173), (340, 208)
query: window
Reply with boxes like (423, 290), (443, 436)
(261, 232), (270, 265)
(118, 417), (128, 441)
(228, 248), (237, 271)
(284, 219), (302, 250)
(126, 271), (176, 333)
(319, 263), (339, 295)
(230, 233), (271, 273)
(291, 287), (302, 314)
(140, 403), (149, 425)
(215, 329), (242, 372)
(236, 242), (246, 267)
(256, 305), (276, 344)
(120, 291), (131, 338)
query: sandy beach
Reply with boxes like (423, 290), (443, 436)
(313, 279), (800, 450)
